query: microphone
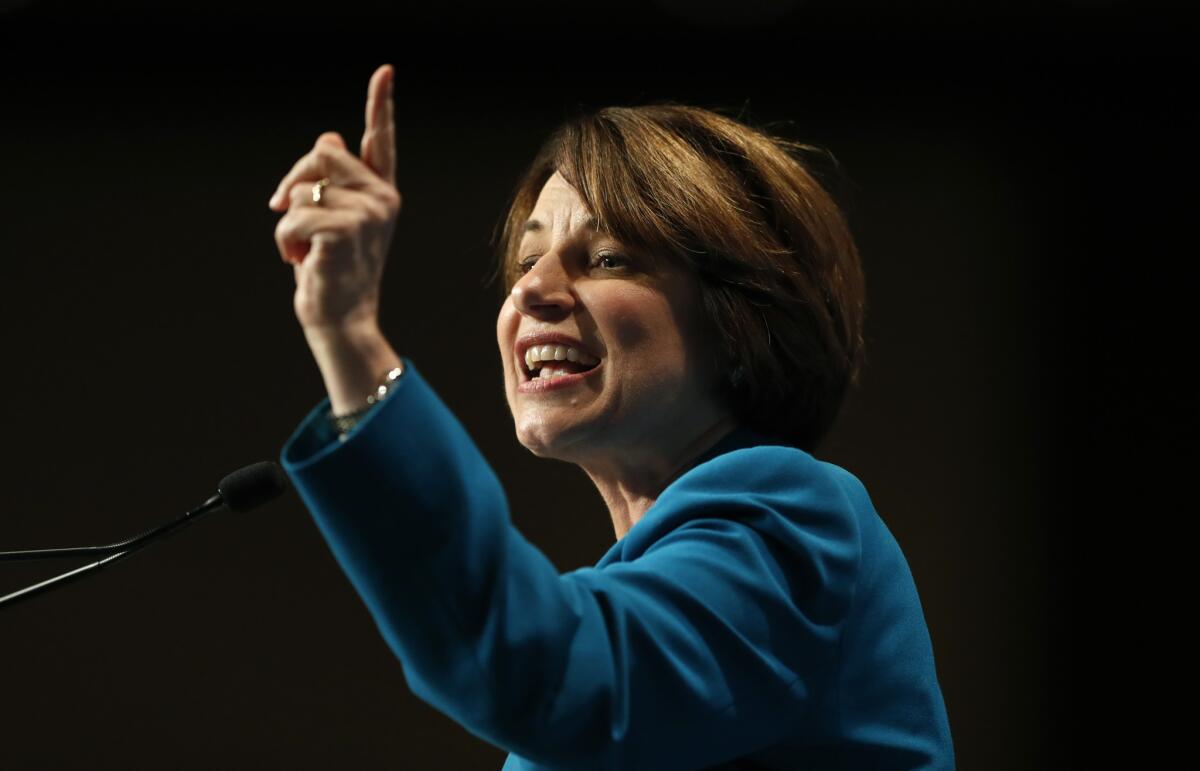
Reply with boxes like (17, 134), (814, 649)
(0, 461), (289, 609)
(217, 461), (290, 513)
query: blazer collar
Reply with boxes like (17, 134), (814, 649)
(593, 423), (795, 564)
(685, 422), (785, 471)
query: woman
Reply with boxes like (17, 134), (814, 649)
(272, 64), (955, 770)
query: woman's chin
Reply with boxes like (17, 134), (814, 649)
(515, 426), (559, 458)
(515, 419), (584, 459)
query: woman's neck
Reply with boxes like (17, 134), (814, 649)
(579, 413), (742, 541)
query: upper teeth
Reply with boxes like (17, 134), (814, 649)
(524, 344), (600, 372)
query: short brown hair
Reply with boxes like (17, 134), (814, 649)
(488, 103), (867, 453)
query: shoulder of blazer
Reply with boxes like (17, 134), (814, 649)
(612, 444), (865, 557)
(661, 442), (840, 503)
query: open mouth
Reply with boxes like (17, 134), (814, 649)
(522, 357), (602, 382)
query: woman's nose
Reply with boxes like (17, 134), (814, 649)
(511, 256), (575, 317)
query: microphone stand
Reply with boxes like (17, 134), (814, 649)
(0, 493), (225, 609)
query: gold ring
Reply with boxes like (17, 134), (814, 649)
(312, 177), (332, 205)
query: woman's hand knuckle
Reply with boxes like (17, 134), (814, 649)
(383, 187), (402, 212)
(364, 199), (388, 221)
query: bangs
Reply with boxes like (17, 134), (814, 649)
(489, 111), (702, 296)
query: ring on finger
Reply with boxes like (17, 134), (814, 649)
(312, 177), (332, 205)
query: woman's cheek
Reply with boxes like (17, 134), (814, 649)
(602, 287), (669, 347)
(604, 291), (692, 389)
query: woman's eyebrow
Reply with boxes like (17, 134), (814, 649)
(522, 216), (601, 234)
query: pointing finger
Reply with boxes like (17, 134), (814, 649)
(360, 64), (396, 186)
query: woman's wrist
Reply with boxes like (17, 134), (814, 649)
(303, 320), (402, 416)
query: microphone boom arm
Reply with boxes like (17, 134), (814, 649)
(0, 460), (288, 610)
(0, 548), (137, 609)
(0, 494), (224, 561)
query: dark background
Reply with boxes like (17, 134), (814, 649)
(1, 1), (1192, 768)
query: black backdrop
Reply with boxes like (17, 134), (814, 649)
(1, 2), (1192, 768)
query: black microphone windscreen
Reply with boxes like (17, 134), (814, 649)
(217, 461), (289, 512)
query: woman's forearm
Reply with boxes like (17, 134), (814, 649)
(303, 321), (403, 416)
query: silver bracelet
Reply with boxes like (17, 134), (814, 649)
(329, 364), (405, 440)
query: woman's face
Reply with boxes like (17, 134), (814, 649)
(496, 171), (729, 464)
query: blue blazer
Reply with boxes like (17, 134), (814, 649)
(280, 357), (955, 770)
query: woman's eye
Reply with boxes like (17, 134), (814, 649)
(594, 253), (627, 270)
(516, 253), (627, 275)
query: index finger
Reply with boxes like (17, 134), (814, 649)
(360, 64), (396, 186)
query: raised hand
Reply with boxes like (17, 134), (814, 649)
(269, 64), (401, 334)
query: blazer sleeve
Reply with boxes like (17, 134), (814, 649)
(280, 358), (860, 771)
